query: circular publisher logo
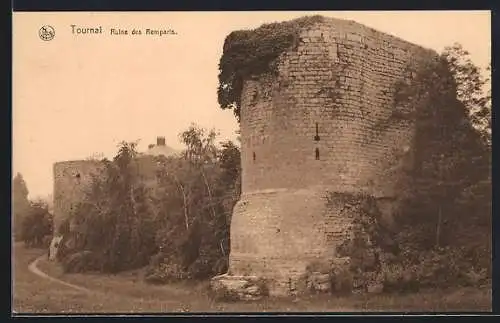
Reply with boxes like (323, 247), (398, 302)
(39, 25), (55, 41)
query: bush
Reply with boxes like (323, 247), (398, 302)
(61, 251), (100, 273)
(381, 247), (489, 292)
(187, 258), (215, 280)
(20, 201), (53, 248)
(381, 262), (420, 293)
(42, 235), (52, 249)
(330, 266), (354, 295)
(144, 263), (189, 284)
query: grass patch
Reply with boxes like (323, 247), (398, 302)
(13, 243), (491, 313)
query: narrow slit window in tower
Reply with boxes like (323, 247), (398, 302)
(315, 148), (320, 160)
(314, 122), (320, 141)
(253, 152), (256, 162)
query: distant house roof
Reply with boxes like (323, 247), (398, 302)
(145, 145), (178, 157)
(143, 136), (179, 158)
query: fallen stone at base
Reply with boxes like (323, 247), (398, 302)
(245, 285), (260, 295)
(306, 272), (332, 293)
(210, 274), (267, 301)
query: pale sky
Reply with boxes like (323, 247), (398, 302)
(12, 11), (491, 199)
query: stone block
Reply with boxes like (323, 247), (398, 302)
(210, 274), (267, 301)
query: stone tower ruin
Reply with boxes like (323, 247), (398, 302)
(52, 160), (105, 235)
(212, 17), (439, 297)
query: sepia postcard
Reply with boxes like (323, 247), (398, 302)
(12, 10), (492, 314)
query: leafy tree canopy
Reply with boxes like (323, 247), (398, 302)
(442, 43), (491, 146)
(13, 173), (31, 240)
(21, 200), (53, 248)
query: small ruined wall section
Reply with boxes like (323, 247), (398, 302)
(53, 156), (163, 235)
(53, 160), (104, 234)
(229, 18), (437, 295)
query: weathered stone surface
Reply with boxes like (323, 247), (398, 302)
(306, 261), (332, 274)
(312, 273), (330, 283)
(245, 285), (260, 295)
(53, 160), (104, 235)
(210, 274), (266, 301)
(216, 278), (248, 291)
(302, 271), (332, 294)
(331, 257), (351, 268)
(315, 282), (332, 293)
(220, 16), (438, 297)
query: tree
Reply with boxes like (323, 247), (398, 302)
(439, 44), (491, 248)
(219, 140), (241, 185)
(146, 125), (241, 282)
(20, 200), (53, 248)
(214, 140), (241, 259)
(60, 141), (158, 273)
(12, 173), (30, 241)
(179, 123), (219, 165)
(442, 43), (491, 146)
(389, 43), (491, 284)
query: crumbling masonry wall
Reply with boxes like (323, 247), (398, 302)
(53, 160), (104, 234)
(52, 156), (161, 236)
(226, 18), (438, 295)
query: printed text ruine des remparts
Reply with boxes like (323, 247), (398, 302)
(70, 25), (177, 36)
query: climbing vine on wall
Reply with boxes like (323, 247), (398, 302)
(327, 192), (396, 291)
(217, 15), (324, 122)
